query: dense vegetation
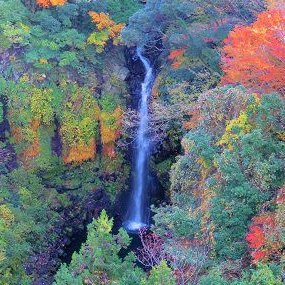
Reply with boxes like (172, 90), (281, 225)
(0, 0), (284, 284)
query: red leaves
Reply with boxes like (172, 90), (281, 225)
(221, 9), (285, 96)
(246, 211), (281, 263)
(246, 225), (266, 250)
(251, 250), (268, 262)
(168, 48), (186, 69)
(246, 215), (270, 263)
(168, 49), (186, 60)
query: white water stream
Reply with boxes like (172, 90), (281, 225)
(123, 48), (154, 232)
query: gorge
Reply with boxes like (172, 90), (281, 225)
(1, 1), (284, 284)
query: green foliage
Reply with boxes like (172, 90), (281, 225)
(199, 270), (228, 285)
(96, 0), (143, 23)
(30, 87), (55, 125)
(142, 260), (176, 285)
(156, 89), (285, 278)
(245, 264), (283, 285)
(0, 169), (61, 284)
(87, 30), (109, 52)
(59, 84), (99, 147)
(0, 101), (3, 123)
(100, 92), (122, 113)
(54, 210), (144, 285)
(151, 157), (175, 190)
(211, 94), (284, 259)
(199, 264), (283, 285)
(0, 0), (30, 51)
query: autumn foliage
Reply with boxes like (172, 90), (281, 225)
(10, 119), (41, 167)
(88, 12), (125, 51)
(168, 48), (186, 69)
(221, 9), (285, 96)
(36, 0), (66, 8)
(246, 186), (285, 263)
(246, 214), (275, 263)
(63, 139), (96, 165)
(100, 107), (122, 158)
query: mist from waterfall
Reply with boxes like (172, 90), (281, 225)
(123, 48), (154, 232)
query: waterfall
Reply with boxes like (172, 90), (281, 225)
(123, 47), (154, 232)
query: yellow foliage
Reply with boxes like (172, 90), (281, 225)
(0, 205), (14, 227)
(197, 157), (211, 180)
(50, 0), (66, 5)
(20, 73), (30, 83)
(277, 132), (285, 141)
(39, 58), (48, 64)
(218, 111), (252, 150)
(19, 23), (30, 33)
(100, 107), (122, 145)
(99, 107), (122, 157)
(31, 88), (54, 125)
(0, 249), (6, 263)
(114, 106), (123, 121)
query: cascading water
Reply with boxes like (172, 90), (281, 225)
(123, 47), (154, 232)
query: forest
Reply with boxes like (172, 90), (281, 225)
(0, 0), (284, 284)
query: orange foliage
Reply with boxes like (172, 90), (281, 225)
(221, 10), (285, 96)
(168, 49), (186, 60)
(88, 11), (125, 40)
(89, 12), (115, 30)
(88, 11), (125, 49)
(102, 143), (116, 159)
(183, 109), (200, 130)
(101, 124), (117, 145)
(109, 23), (126, 39)
(100, 107), (122, 158)
(36, 0), (66, 7)
(151, 77), (160, 97)
(63, 139), (96, 164)
(168, 48), (186, 69)
(21, 139), (40, 164)
(10, 124), (22, 144)
(11, 119), (41, 166)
